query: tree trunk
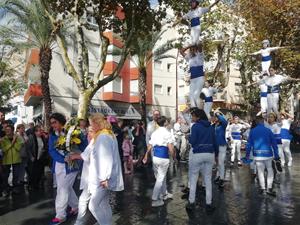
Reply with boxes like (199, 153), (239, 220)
(39, 47), (52, 131)
(138, 67), (147, 126)
(77, 90), (92, 119)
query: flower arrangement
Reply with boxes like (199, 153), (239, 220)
(55, 117), (83, 169)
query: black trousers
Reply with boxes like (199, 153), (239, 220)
(2, 164), (20, 191)
(27, 160), (45, 188)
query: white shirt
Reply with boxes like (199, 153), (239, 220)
(149, 127), (173, 147)
(281, 119), (292, 130)
(87, 134), (124, 191)
(264, 74), (287, 87)
(253, 47), (281, 57)
(258, 79), (268, 93)
(183, 7), (210, 25)
(185, 52), (204, 67)
(265, 122), (281, 135)
(201, 86), (218, 97)
(146, 120), (159, 144)
(36, 137), (44, 160)
(226, 122), (250, 140)
(80, 142), (94, 190)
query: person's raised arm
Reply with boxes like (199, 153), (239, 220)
(208, 0), (221, 11)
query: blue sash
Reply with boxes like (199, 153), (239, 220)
(267, 85), (280, 93)
(262, 55), (272, 62)
(190, 65), (204, 79)
(205, 96), (213, 102)
(191, 17), (200, 27)
(274, 133), (282, 144)
(280, 128), (292, 140)
(260, 92), (267, 97)
(153, 146), (169, 159)
(232, 132), (241, 140)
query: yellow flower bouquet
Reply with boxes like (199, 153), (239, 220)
(55, 118), (84, 169)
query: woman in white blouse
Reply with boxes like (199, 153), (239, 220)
(68, 113), (123, 225)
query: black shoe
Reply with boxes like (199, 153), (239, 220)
(259, 189), (266, 195)
(181, 187), (190, 194)
(206, 204), (215, 214)
(273, 178), (280, 185)
(186, 202), (195, 211)
(218, 180), (225, 188)
(2, 190), (9, 197)
(230, 161), (234, 166)
(214, 176), (220, 184)
(266, 188), (276, 197)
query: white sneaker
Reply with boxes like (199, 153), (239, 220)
(163, 192), (173, 200)
(287, 161), (292, 167)
(152, 199), (164, 207)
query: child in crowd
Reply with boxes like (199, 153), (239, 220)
(122, 131), (134, 174)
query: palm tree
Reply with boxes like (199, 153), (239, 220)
(130, 30), (176, 125)
(0, 0), (55, 130)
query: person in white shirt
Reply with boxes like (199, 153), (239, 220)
(69, 113), (124, 225)
(200, 80), (218, 119)
(264, 112), (284, 167)
(180, 44), (205, 108)
(263, 68), (299, 117)
(179, 0), (220, 46)
(250, 40), (284, 75)
(280, 112), (294, 166)
(143, 116), (175, 207)
(146, 110), (161, 145)
(226, 116), (250, 166)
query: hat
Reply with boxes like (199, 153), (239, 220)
(107, 115), (118, 124)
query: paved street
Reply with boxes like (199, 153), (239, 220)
(1, 147), (300, 225)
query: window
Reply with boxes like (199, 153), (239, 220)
(112, 77), (122, 93)
(154, 60), (162, 70)
(103, 76), (123, 94)
(167, 86), (172, 96)
(130, 80), (138, 96)
(167, 63), (172, 72)
(154, 84), (163, 94)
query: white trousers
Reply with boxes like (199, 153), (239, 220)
(190, 26), (201, 46)
(189, 153), (214, 204)
(74, 187), (111, 225)
(217, 145), (227, 180)
(281, 139), (292, 164)
(55, 163), (78, 219)
(256, 159), (273, 189)
(267, 93), (279, 115)
(152, 157), (170, 201)
(261, 61), (271, 75)
(260, 97), (268, 113)
(231, 140), (241, 162)
(189, 76), (205, 108)
(204, 102), (213, 119)
(178, 135), (188, 160)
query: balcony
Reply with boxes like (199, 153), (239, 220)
(24, 84), (42, 106)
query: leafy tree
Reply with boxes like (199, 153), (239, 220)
(0, 0), (56, 130)
(0, 57), (25, 106)
(42, 0), (171, 119)
(130, 30), (176, 124)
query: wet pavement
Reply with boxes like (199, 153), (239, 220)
(1, 146), (300, 225)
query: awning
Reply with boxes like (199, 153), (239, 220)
(88, 101), (141, 120)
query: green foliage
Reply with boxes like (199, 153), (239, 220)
(0, 60), (25, 106)
(0, 0), (55, 49)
